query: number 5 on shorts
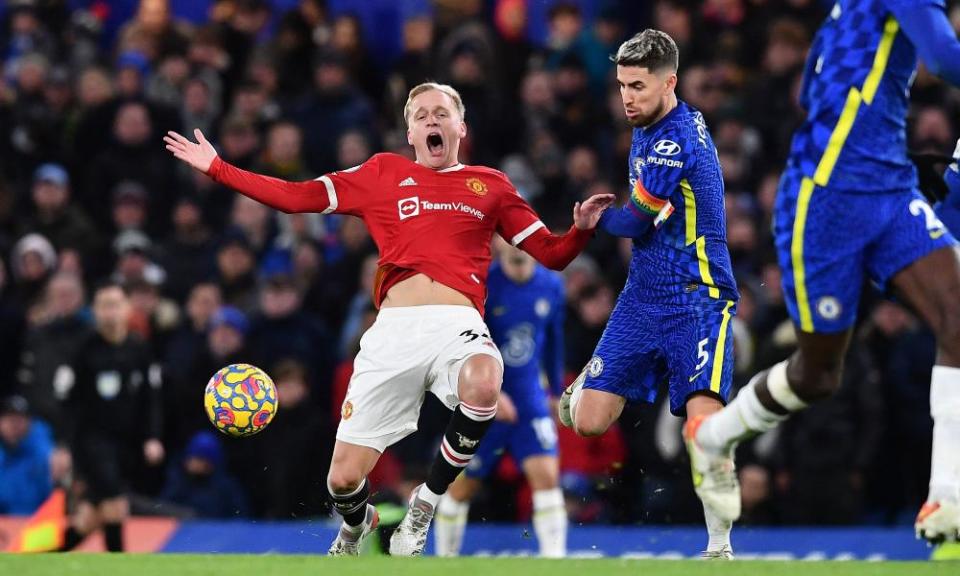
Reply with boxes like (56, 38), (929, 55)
(696, 337), (710, 371)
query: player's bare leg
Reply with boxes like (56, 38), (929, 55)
(390, 354), (502, 556)
(684, 393), (734, 559)
(558, 368), (626, 436)
(434, 475), (481, 556)
(327, 441), (382, 556)
(690, 329), (853, 524)
(890, 246), (960, 543)
(523, 454), (567, 557)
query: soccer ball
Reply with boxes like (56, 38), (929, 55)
(204, 363), (278, 437)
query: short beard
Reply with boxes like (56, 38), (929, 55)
(627, 98), (666, 128)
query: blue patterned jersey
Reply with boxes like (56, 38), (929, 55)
(788, 0), (947, 193)
(485, 262), (565, 416)
(622, 100), (738, 304)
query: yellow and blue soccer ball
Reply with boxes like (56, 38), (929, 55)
(204, 363), (278, 437)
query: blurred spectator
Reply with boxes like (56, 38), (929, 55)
(116, 0), (192, 63)
(338, 254), (378, 358)
(215, 228), (259, 314)
(20, 164), (100, 274)
(85, 101), (178, 234)
(249, 273), (333, 394)
(126, 278), (181, 359)
(112, 229), (166, 288)
(254, 121), (312, 180)
(17, 271), (89, 436)
(11, 233), (57, 320)
(0, 395), (54, 515)
(565, 281), (614, 371)
(160, 430), (249, 518)
(230, 358), (332, 518)
(229, 194), (274, 254)
(330, 13), (382, 102)
(292, 48), (377, 175)
(159, 195), (215, 304)
(111, 181), (149, 234)
(273, 1), (328, 102)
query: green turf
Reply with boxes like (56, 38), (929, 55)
(0, 554), (956, 576)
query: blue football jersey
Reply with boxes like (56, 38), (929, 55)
(788, 0), (941, 193)
(625, 100), (738, 304)
(485, 262), (565, 416)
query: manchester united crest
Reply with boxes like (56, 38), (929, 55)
(341, 400), (354, 420)
(466, 177), (488, 196)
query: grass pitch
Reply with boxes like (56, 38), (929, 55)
(0, 554), (956, 576)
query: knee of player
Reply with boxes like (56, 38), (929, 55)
(573, 412), (609, 438)
(458, 356), (502, 406)
(326, 469), (365, 494)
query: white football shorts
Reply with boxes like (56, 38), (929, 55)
(336, 305), (503, 452)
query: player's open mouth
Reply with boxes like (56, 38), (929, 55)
(427, 132), (444, 157)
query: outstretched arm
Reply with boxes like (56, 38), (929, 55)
(886, 0), (960, 85)
(164, 129), (336, 214)
(513, 194), (614, 270)
(598, 179), (671, 239)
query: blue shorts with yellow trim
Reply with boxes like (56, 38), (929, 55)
(776, 169), (958, 333)
(582, 288), (736, 417)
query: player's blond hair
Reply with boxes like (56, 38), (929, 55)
(403, 82), (466, 126)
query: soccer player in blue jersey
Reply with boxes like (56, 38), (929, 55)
(557, 30), (740, 559)
(686, 1), (960, 544)
(434, 237), (567, 557)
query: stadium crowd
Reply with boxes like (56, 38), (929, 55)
(1, 0), (958, 529)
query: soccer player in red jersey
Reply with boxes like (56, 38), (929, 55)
(164, 82), (613, 556)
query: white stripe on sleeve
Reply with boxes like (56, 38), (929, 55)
(511, 221), (546, 246)
(317, 175), (338, 215)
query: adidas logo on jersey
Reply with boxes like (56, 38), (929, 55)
(399, 177), (417, 187)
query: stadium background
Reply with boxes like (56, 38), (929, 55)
(0, 0), (959, 556)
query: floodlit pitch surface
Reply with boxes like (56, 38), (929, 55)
(0, 555), (956, 575)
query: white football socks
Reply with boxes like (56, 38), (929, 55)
(532, 488), (567, 558)
(697, 361), (795, 453)
(929, 366), (960, 503)
(434, 494), (469, 556)
(703, 505), (732, 552)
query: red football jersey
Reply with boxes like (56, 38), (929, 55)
(208, 153), (592, 313)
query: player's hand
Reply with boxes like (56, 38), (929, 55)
(495, 392), (518, 423)
(143, 439), (165, 466)
(574, 193), (616, 230)
(164, 129), (217, 173)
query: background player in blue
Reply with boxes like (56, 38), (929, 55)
(434, 237), (567, 557)
(687, 0), (960, 544)
(556, 30), (740, 559)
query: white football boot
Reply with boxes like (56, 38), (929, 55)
(328, 504), (379, 556)
(390, 484), (436, 556)
(916, 500), (960, 544)
(700, 545), (735, 560)
(683, 415), (741, 523)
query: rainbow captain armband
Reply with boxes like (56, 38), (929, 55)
(629, 180), (669, 220)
